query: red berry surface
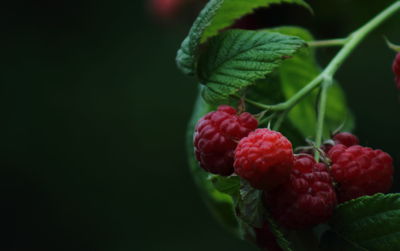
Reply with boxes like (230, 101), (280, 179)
(393, 53), (400, 89)
(333, 132), (359, 147)
(194, 105), (258, 176)
(328, 144), (393, 203)
(234, 128), (294, 190)
(254, 223), (282, 251)
(265, 155), (337, 229)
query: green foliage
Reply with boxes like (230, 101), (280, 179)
(269, 26), (353, 138)
(176, 0), (223, 75)
(176, 0), (310, 75)
(236, 179), (264, 228)
(200, 0), (311, 43)
(199, 29), (306, 104)
(323, 193), (400, 251)
(209, 175), (240, 197)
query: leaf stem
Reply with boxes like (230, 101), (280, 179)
(244, 1), (400, 112)
(314, 78), (331, 161)
(308, 38), (348, 48)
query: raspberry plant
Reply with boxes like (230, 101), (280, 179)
(178, 0), (400, 250)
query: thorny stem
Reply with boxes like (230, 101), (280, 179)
(245, 1), (400, 112)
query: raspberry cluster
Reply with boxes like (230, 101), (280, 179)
(193, 106), (394, 236)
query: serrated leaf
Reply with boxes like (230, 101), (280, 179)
(198, 29), (306, 104)
(201, 0), (312, 43)
(176, 0), (223, 75)
(327, 193), (400, 251)
(236, 179), (264, 228)
(269, 26), (353, 138)
(176, 0), (311, 75)
(186, 87), (239, 236)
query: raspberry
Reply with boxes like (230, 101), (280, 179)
(322, 132), (359, 153)
(194, 105), (258, 176)
(234, 128), (294, 190)
(254, 223), (282, 251)
(265, 155), (337, 229)
(393, 53), (400, 89)
(328, 144), (393, 203)
(332, 132), (359, 147)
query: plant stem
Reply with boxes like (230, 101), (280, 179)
(245, 1), (400, 111)
(308, 38), (348, 47)
(314, 78), (331, 161)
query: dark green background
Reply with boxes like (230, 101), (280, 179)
(0, 0), (398, 250)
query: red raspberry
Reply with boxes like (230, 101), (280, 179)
(333, 132), (359, 147)
(322, 132), (359, 153)
(328, 144), (393, 203)
(254, 223), (282, 251)
(194, 105), (258, 176)
(265, 155), (337, 229)
(234, 128), (294, 190)
(393, 53), (400, 89)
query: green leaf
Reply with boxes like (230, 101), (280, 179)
(326, 193), (400, 251)
(201, 0), (312, 43)
(236, 179), (264, 228)
(186, 86), (239, 236)
(198, 29), (306, 104)
(269, 26), (353, 138)
(176, 0), (310, 75)
(176, 0), (224, 75)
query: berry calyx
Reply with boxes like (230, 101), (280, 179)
(393, 53), (400, 89)
(234, 128), (294, 190)
(265, 155), (337, 229)
(328, 144), (394, 203)
(194, 105), (258, 176)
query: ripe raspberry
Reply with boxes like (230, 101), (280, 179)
(194, 105), (258, 176)
(254, 223), (282, 251)
(265, 155), (337, 229)
(323, 132), (360, 153)
(393, 53), (400, 89)
(328, 144), (393, 203)
(332, 132), (359, 147)
(234, 128), (294, 190)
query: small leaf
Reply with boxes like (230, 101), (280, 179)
(176, 0), (223, 75)
(327, 193), (400, 251)
(201, 0), (312, 43)
(198, 29), (306, 104)
(236, 179), (264, 228)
